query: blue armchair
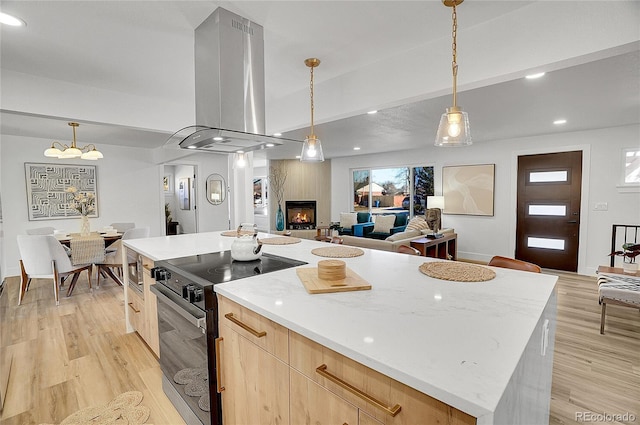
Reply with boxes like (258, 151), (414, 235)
(338, 212), (373, 236)
(363, 212), (409, 240)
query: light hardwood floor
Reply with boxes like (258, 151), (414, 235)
(0, 270), (638, 424)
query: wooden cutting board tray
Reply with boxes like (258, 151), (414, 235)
(296, 267), (371, 294)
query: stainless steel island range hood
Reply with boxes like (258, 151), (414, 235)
(174, 8), (300, 154)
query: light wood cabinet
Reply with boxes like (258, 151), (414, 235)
(217, 295), (476, 425)
(124, 249), (160, 357)
(218, 297), (289, 425)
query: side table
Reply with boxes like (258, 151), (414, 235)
(410, 233), (457, 260)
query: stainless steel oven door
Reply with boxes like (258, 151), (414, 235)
(150, 284), (211, 425)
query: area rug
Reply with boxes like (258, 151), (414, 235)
(39, 391), (150, 425)
(311, 246), (365, 258)
(260, 236), (301, 245)
(419, 261), (496, 282)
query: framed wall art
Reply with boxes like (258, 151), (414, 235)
(163, 174), (174, 193)
(24, 163), (98, 221)
(442, 164), (495, 216)
(179, 177), (191, 210)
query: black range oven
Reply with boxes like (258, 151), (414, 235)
(150, 250), (306, 425)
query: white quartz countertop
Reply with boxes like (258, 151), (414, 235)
(125, 232), (557, 420)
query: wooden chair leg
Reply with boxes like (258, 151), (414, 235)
(87, 267), (92, 291)
(18, 260), (29, 306)
(66, 273), (80, 297)
(52, 260), (60, 306)
(600, 302), (606, 335)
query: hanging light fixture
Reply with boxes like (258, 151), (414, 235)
(300, 58), (325, 162)
(44, 122), (104, 160)
(435, 0), (472, 147)
(234, 151), (247, 168)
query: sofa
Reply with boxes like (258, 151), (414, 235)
(362, 212), (409, 239)
(337, 212), (373, 237)
(342, 227), (454, 252)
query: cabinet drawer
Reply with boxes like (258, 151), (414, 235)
(126, 286), (144, 334)
(289, 332), (476, 425)
(218, 296), (289, 363)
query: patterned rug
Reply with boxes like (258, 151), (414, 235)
(39, 391), (150, 425)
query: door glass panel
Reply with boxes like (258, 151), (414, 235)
(529, 171), (568, 182)
(528, 205), (566, 216)
(527, 237), (565, 250)
(352, 170), (370, 212)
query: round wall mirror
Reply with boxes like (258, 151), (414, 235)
(206, 173), (226, 205)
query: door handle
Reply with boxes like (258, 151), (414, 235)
(567, 220), (578, 224)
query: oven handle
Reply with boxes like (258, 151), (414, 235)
(150, 284), (206, 331)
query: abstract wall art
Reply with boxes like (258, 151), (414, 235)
(442, 164), (495, 216)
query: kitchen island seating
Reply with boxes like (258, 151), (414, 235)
(16, 235), (93, 305)
(397, 244), (421, 255)
(487, 255), (541, 273)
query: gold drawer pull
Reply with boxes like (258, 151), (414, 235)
(316, 364), (401, 417)
(215, 337), (225, 393)
(127, 302), (140, 313)
(224, 313), (266, 338)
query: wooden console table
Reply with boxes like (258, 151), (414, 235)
(410, 233), (457, 260)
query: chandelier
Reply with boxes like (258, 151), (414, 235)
(300, 58), (325, 162)
(44, 122), (104, 160)
(434, 0), (472, 147)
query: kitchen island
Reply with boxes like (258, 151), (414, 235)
(124, 231), (557, 425)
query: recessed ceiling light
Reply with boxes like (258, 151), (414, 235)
(353, 147), (361, 151)
(273, 133), (282, 137)
(525, 72), (545, 79)
(0, 12), (26, 27)
(367, 110), (378, 115)
(213, 136), (224, 141)
(265, 143), (275, 148)
(187, 145), (197, 149)
(553, 119), (567, 125)
(236, 150), (245, 153)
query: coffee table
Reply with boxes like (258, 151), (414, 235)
(410, 233), (457, 260)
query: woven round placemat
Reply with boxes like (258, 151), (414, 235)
(260, 236), (301, 245)
(221, 230), (255, 237)
(311, 246), (364, 258)
(419, 261), (496, 282)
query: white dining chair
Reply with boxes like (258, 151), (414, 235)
(110, 222), (136, 233)
(25, 227), (56, 235)
(16, 235), (94, 306)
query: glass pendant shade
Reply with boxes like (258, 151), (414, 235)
(59, 147), (83, 158)
(300, 135), (324, 162)
(234, 152), (247, 168)
(44, 146), (63, 157)
(434, 107), (472, 147)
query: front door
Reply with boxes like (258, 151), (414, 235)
(516, 151), (582, 272)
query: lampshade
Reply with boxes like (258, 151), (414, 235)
(44, 122), (104, 160)
(300, 58), (325, 162)
(434, 0), (472, 147)
(427, 195), (445, 210)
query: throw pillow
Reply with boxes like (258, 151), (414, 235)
(385, 229), (422, 242)
(373, 215), (396, 234)
(340, 212), (358, 229)
(406, 216), (429, 232)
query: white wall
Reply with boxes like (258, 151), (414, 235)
(1, 136), (233, 277)
(171, 164), (197, 234)
(331, 125), (640, 275)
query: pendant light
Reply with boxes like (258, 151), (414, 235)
(44, 122), (104, 160)
(435, 0), (472, 147)
(300, 58), (325, 162)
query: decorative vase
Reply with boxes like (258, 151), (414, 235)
(276, 203), (285, 231)
(80, 215), (90, 236)
(622, 261), (638, 274)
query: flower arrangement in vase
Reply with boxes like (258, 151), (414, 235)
(609, 242), (640, 274)
(269, 163), (287, 231)
(66, 186), (96, 236)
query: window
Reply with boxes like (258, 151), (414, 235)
(352, 166), (434, 217)
(623, 148), (640, 185)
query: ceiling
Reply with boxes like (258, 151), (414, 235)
(1, 1), (639, 161)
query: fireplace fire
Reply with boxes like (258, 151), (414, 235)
(285, 201), (316, 230)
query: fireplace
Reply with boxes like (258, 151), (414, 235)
(285, 201), (316, 230)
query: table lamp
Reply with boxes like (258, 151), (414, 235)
(426, 196), (445, 238)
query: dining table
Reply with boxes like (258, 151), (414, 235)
(56, 231), (123, 248)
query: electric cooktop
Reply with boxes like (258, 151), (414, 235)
(158, 250), (307, 287)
